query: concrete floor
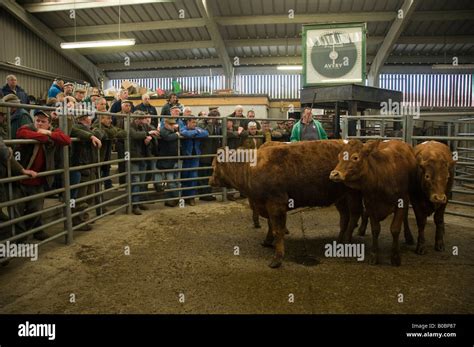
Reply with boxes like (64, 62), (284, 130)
(0, 199), (473, 314)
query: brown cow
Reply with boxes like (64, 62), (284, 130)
(329, 140), (417, 266)
(409, 141), (455, 254)
(210, 140), (362, 268)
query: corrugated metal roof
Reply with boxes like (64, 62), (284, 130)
(13, 0), (474, 71)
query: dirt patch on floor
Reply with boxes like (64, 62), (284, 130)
(0, 199), (473, 314)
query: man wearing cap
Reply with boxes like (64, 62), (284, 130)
(63, 82), (74, 97)
(2, 75), (29, 105)
(136, 94), (158, 127)
(70, 112), (104, 231)
(74, 88), (86, 103)
(14, 110), (71, 240)
(271, 120), (291, 142)
(129, 111), (159, 215)
(180, 117), (209, 206)
(110, 89), (135, 114)
(160, 93), (182, 116)
(92, 112), (126, 192)
(160, 104), (185, 130)
(48, 79), (64, 98)
(197, 109), (221, 201)
(290, 107), (327, 142)
(1, 94), (33, 139)
(156, 117), (180, 207)
(113, 99), (133, 185)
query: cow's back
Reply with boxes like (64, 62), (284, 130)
(249, 140), (346, 207)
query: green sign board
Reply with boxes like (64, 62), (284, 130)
(303, 23), (367, 87)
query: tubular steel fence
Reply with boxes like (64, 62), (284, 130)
(340, 112), (474, 219)
(1, 101), (473, 265)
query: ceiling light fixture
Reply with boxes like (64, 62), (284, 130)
(61, 0), (135, 49)
(277, 65), (303, 71)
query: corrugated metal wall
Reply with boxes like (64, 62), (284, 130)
(0, 8), (88, 99)
(380, 73), (474, 107)
(108, 73), (474, 106)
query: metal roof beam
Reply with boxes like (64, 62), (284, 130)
(78, 40), (214, 54)
(98, 55), (474, 71)
(368, 0), (418, 87)
(0, 0), (101, 85)
(195, 0), (233, 87)
(55, 18), (206, 36)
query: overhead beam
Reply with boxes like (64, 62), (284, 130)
(77, 35), (474, 54)
(0, 61), (88, 83)
(368, 0), (418, 87)
(98, 55), (474, 71)
(213, 11), (474, 26)
(0, 0), (101, 85)
(195, 0), (233, 86)
(78, 40), (214, 54)
(55, 18), (206, 37)
(24, 0), (172, 13)
(98, 58), (221, 70)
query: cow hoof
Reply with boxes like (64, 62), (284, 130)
(254, 224), (261, 229)
(261, 241), (274, 248)
(415, 244), (426, 255)
(268, 258), (282, 268)
(369, 253), (379, 265)
(391, 254), (401, 267)
(435, 242), (445, 252)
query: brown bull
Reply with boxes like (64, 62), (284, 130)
(210, 140), (362, 268)
(330, 140), (418, 266)
(410, 141), (455, 254)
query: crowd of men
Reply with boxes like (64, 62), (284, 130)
(0, 74), (327, 244)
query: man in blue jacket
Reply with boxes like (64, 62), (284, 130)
(2, 75), (29, 105)
(180, 118), (209, 206)
(47, 79), (64, 98)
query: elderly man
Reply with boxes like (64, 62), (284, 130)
(159, 104), (184, 130)
(2, 94), (33, 139)
(63, 82), (74, 96)
(92, 113), (126, 191)
(129, 111), (160, 215)
(180, 118), (209, 206)
(2, 75), (29, 105)
(228, 105), (245, 128)
(70, 113), (103, 230)
(14, 110), (71, 240)
(136, 94), (159, 127)
(74, 87), (87, 103)
(182, 107), (193, 117)
(113, 99), (133, 185)
(110, 89), (134, 114)
(48, 79), (64, 98)
(241, 121), (264, 149)
(290, 107), (327, 142)
(157, 118), (180, 207)
(240, 109), (261, 130)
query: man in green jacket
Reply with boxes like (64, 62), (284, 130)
(290, 107), (328, 142)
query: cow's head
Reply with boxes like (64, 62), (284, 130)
(417, 155), (451, 205)
(209, 156), (231, 188)
(330, 140), (374, 186)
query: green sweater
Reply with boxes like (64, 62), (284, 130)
(290, 119), (328, 142)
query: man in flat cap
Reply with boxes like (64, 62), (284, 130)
(63, 82), (74, 97)
(70, 112), (103, 231)
(1, 94), (33, 139)
(14, 109), (71, 240)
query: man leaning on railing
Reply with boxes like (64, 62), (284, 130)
(13, 109), (71, 241)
